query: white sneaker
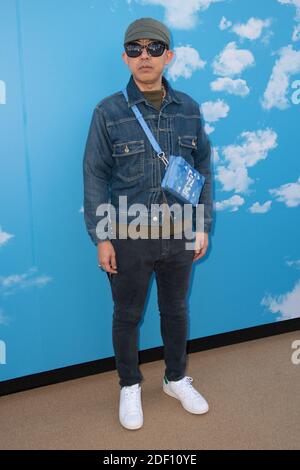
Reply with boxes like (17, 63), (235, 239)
(163, 376), (209, 415)
(119, 383), (143, 430)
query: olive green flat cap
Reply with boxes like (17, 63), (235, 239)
(124, 17), (171, 48)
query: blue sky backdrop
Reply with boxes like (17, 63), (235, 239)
(0, 0), (299, 380)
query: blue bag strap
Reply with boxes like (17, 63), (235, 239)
(122, 88), (169, 166)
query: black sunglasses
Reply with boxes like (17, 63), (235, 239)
(125, 41), (168, 58)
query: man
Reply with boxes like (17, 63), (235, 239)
(83, 17), (213, 430)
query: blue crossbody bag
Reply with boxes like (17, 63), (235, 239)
(122, 88), (205, 207)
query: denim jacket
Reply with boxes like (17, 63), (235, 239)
(83, 74), (213, 245)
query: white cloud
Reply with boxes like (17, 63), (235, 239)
(215, 195), (245, 212)
(261, 279), (300, 320)
(0, 80), (6, 105)
(293, 24), (300, 41)
(278, 0), (300, 42)
(212, 146), (221, 165)
(205, 123), (215, 134)
(249, 201), (272, 213)
(262, 45), (300, 110)
(278, 1), (300, 10)
(216, 165), (253, 194)
(222, 129), (278, 168)
(201, 99), (230, 122)
(210, 77), (250, 96)
(167, 45), (206, 81)
(130, 0), (225, 29)
(216, 129), (278, 194)
(269, 176), (300, 207)
(261, 29), (274, 46)
(0, 267), (52, 297)
(201, 99), (230, 134)
(212, 42), (255, 77)
(0, 227), (14, 247)
(219, 16), (232, 31)
(231, 17), (272, 41)
(286, 259), (300, 268)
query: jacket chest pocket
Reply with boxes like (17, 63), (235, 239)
(178, 135), (197, 166)
(112, 140), (145, 182)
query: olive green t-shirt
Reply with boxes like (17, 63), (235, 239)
(142, 88), (164, 111)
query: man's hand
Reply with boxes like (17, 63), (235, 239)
(193, 232), (209, 262)
(97, 241), (118, 273)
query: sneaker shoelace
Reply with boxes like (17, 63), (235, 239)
(173, 376), (201, 400)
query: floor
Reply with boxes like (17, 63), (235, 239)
(0, 331), (299, 450)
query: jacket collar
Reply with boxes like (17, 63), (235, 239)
(125, 74), (182, 107)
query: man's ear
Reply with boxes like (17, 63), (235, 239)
(165, 50), (174, 66)
(122, 52), (128, 65)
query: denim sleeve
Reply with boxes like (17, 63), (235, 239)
(192, 105), (213, 234)
(83, 106), (113, 245)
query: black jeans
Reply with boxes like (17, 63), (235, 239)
(106, 233), (195, 388)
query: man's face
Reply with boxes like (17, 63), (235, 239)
(122, 38), (174, 84)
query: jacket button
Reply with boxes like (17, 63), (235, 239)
(192, 139), (196, 147)
(124, 145), (129, 153)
